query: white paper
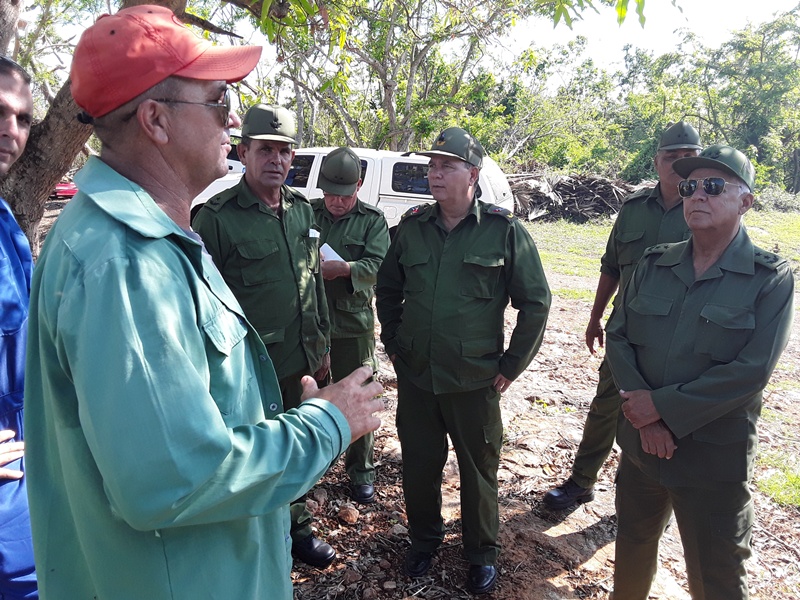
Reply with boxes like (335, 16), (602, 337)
(320, 243), (344, 262)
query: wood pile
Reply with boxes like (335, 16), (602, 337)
(510, 173), (648, 222)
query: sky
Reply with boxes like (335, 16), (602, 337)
(502, 0), (800, 70)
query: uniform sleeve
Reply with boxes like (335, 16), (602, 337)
(349, 214), (390, 293)
(605, 258), (654, 392)
(599, 216), (622, 280)
(652, 266), (795, 438)
(56, 254), (349, 531)
(499, 221), (552, 380)
(375, 228), (405, 358)
(192, 206), (231, 272)
(316, 266), (331, 346)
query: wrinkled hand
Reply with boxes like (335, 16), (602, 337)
(314, 352), (331, 381)
(585, 317), (604, 354)
(0, 430), (25, 480)
(493, 373), (513, 394)
(321, 259), (351, 281)
(619, 389), (661, 429)
(638, 421), (677, 459)
(301, 365), (384, 444)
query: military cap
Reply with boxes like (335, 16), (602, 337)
(658, 121), (701, 151)
(319, 147), (361, 196)
(242, 104), (297, 144)
(417, 127), (484, 168)
(673, 144), (756, 192)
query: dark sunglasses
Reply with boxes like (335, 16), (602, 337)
(153, 88), (232, 126)
(678, 177), (743, 198)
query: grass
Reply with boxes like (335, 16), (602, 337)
(743, 211), (800, 269)
(757, 451), (800, 507)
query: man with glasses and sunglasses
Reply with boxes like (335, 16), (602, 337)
(193, 104), (337, 568)
(0, 55), (38, 600)
(544, 121), (701, 510)
(605, 145), (794, 599)
(23, 7), (384, 599)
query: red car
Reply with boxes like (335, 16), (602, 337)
(50, 181), (78, 199)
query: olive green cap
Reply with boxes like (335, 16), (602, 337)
(673, 144), (756, 191)
(241, 104), (297, 144)
(658, 121), (701, 150)
(319, 147), (361, 196)
(417, 127), (484, 168)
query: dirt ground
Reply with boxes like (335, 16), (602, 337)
(291, 271), (800, 600)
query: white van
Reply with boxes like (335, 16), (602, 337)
(193, 131), (515, 230)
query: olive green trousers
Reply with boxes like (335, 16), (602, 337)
(396, 376), (502, 565)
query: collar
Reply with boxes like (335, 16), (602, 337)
(74, 157), (194, 243)
(423, 198), (482, 226)
(656, 226), (755, 276)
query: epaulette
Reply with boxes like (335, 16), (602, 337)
(642, 242), (676, 257)
(622, 185), (655, 204)
(361, 201), (385, 215)
(484, 204), (516, 221)
(400, 204), (431, 220)
(754, 247), (786, 269)
(284, 185), (310, 204)
(203, 186), (239, 213)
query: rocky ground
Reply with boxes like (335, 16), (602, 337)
(291, 273), (800, 600)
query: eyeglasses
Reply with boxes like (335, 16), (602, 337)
(153, 88), (232, 126)
(678, 177), (744, 198)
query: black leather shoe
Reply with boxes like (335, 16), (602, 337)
(291, 534), (336, 569)
(543, 478), (595, 510)
(467, 565), (497, 595)
(404, 549), (433, 578)
(350, 483), (376, 504)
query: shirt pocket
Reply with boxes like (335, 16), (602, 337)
(460, 254), (504, 299)
(626, 293), (673, 347)
(201, 307), (249, 415)
(695, 304), (755, 363)
(458, 336), (502, 384)
(235, 240), (280, 286)
(399, 249), (430, 293)
(303, 231), (320, 273)
(615, 230), (645, 268)
(341, 235), (366, 261)
(0, 256), (26, 334)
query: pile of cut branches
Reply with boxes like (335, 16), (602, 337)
(510, 173), (647, 222)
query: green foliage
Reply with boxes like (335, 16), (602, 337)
(758, 452), (800, 507)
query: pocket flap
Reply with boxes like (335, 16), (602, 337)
(629, 293), (673, 316)
(700, 304), (755, 330)
(692, 417), (750, 444)
(260, 328), (286, 345)
(237, 240), (279, 260)
(616, 230), (644, 243)
(399, 250), (430, 267)
(202, 310), (248, 356)
(461, 337), (501, 358)
(336, 297), (369, 313)
(464, 254), (505, 268)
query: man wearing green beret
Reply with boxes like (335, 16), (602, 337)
(544, 121), (701, 510)
(192, 105), (335, 568)
(606, 145), (795, 599)
(376, 127), (551, 595)
(312, 147), (390, 505)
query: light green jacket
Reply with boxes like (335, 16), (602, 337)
(24, 157), (350, 600)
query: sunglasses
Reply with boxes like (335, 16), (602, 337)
(678, 177), (743, 198)
(153, 88), (232, 126)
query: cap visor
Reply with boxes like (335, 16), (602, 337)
(659, 143), (702, 151)
(176, 45), (262, 84)
(320, 180), (357, 196)
(673, 156), (739, 181)
(245, 133), (297, 144)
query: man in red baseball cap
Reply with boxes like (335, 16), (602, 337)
(24, 7), (385, 600)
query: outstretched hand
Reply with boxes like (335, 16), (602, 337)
(0, 430), (25, 480)
(301, 366), (384, 444)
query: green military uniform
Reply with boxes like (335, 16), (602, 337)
(312, 197), (390, 485)
(192, 178), (330, 541)
(606, 228), (795, 599)
(570, 184), (691, 489)
(376, 199), (551, 565)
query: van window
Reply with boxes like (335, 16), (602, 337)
(392, 163), (430, 194)
(287, 155), (315, 187)
(320, 155), (369, 184)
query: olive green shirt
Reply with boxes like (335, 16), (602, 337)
(376, 200), (551, 394)
(601, 184), (691, 299)
(193, 180), (330, 379)
(312, 198), (390, 339)
(606, 227), (795, 486)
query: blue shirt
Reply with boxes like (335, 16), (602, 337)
(0, 195), (37, 598)
(24, 158), (350, 600)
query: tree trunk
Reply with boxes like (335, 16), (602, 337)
(0, 0), (20, 55)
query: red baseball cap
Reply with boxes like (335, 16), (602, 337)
(71, 5), (262, 118)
